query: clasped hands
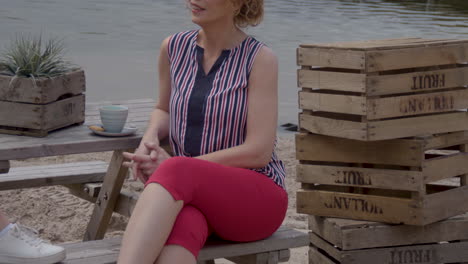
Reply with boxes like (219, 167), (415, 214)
(122, 141), (171, 183)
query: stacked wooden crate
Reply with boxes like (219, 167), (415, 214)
(295, 38), (468, 263)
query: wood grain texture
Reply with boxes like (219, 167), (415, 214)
(0, 94), (85, 131)
(299, 91), (366, 115)
(0, 99), (154, 160)
(296, 133), (423, 166)
(310, 231), (468, 264)
(0, 161), (107, 191)
(300, 38), (467, 50)
(84, 150), (130, 241)
(308, 213), (468, 250)
(297, 189), (417, 225)
(369, 111), (468, 141)
(367, 66), (468, 96)
(299, 113), (367, 140)
(62, 228), (307, 263)
(423, 153), (468, 183)
(296, 164), (422, 191)
(367, 89), (468, 120)
(0, 70), (85, 104)
(366, 43), (468, 72)
(297, 69), (366, 92)
(297, 47), (366, 70)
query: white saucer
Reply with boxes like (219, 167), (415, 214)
(90, 125), (138, 137)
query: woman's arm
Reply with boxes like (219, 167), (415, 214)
(125, 37), (172, 182)
(140, 37), (172, 146)
(196, 46), (279, 168)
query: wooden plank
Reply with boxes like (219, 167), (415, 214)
(309, 213), (468, 250)
(297, 164), (422, 191)
(311, 231), (468, 264)
(0, 100), (43, 129)
(308, 247), (336, 264)
(300, 38), (468, 51)
(0, 160), (9, 174)
(299, 91), (366, 115)
(461, 144), (468, 186)
(367, 66), (468, 96)
(0, 129), (142, 160)
(369, 111), (468, 141)
(43, 94), (85, 131)
(297, 69), (366, 93)
(62, 228), (305, 264)
(296, 133), (423, 166)
(424, 185), (468, 225)
(0, 94), (85, 133)
(0, 70), (85, 104)
(423, 153), (468, 183)
(367, 89), (468, 120)
(345, 241), (468, 264)
(297, 47), (366, 70)
(423, 131), (468, 150)
(299, 113), (367, 141)
(0, 161), (107, 191)
(297, 189), (417, 225)
(84, 150), (130, 241)
(366, 43), (468, 72)
(309, 233), (341, 261)
(198, 228), (309, 261)
(308, 216), (344, 249)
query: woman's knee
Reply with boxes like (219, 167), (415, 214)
(146, 157), (199, 202)
(165, 205), (210, 258)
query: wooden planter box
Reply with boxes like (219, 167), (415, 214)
(308, 214), (468, 264)
(296, 131), (468, 225)
(0, 70), (86, 137)
(297, 38), (468, 141)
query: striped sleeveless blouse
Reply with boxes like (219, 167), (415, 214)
(167, 30), (286, 189)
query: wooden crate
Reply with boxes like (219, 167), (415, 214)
(297, 38), (468, 141)
(308, 214), (468, 264)
(0, 70), (86, 137)
(296, 131), (468, 225)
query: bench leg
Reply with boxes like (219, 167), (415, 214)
(0, 160), (10, 174)
(83, 150), (130, 241)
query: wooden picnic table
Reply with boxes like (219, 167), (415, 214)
(0, 98), (309, 263)
(0, 98), (155, 241)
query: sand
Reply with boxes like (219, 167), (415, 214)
(0, 135), (308, 263)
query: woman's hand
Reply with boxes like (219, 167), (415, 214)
(123, 139), (159, 182)
(123, 141), (170, 183)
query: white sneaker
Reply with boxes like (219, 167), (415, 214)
(0, 223), (66, 264)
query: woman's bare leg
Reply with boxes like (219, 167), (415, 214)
(154, 245), (197, 264)
(117, 184), (183, 264)
(0, 211), (10, 230)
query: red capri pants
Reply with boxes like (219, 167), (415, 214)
(145, 156), (288, 258)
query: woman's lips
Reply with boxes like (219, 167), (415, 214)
(190, 3), (205, 12)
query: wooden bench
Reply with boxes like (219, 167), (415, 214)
(1, 162), (309, 263)
(0, 161), (108, 191)
(60, 226), (307, 264)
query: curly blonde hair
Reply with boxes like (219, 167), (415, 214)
(231, 0), (264, 28)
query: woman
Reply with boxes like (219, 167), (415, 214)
(118, 0), (287, 263)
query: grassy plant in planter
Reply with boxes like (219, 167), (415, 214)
(0, 34), (86, 137)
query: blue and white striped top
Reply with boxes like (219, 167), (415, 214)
(167, 30), (286, 189)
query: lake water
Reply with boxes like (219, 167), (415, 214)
(1, 0), (467, 129)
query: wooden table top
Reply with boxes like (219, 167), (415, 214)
(0, 99), (155, 160)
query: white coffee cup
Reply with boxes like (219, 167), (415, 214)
(99, 105), (129, 133)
